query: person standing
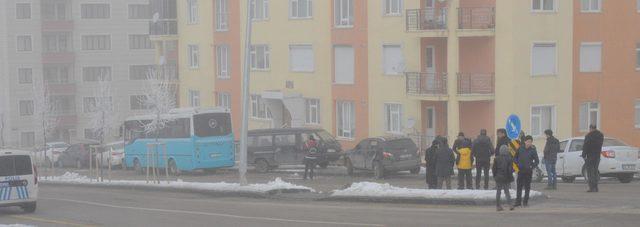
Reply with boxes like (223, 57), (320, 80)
(495, 129), (510, 157)
(425, 139), (439, 189)
(543, 129), (560, 190)
(473, 129), (494, 190)
(582, 124), (604, 193)
(434, 137), (455, 189)
(493, 145), (515, 211)
(452, 132), (466, 154)
(303, 135), (318, 180)
(514, 136), (539, 207)
(456, 139), (474, 190)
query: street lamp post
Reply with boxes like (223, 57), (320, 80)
(239, 0), (253, 186)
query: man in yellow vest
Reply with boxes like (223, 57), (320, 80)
(456, 139), (474, 190)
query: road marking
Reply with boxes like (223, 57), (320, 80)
(9, 215), (97, 227)
(43, 198), (385, 227)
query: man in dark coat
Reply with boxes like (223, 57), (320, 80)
(582, 124), (604, 192)
(495, 128), (510, 157)
(434, 137), (455, 189)
(452, 132), (466, 155)
(473, 129), (494, 190)
(425, 138), (439, 189)
(543, 129), (560, 190)
(493, 145), (515, 211)
(514, 135), (540, 207)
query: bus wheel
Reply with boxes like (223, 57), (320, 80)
(256, 159), (269, 173)
(168, 159), (180, 176)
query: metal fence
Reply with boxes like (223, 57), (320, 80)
(406, 8), (448, 31)
(458, 7), (495, 29)
(149, 20), (178, 36)
(406, 72), (448, 96)
(457, 73), (494, 95)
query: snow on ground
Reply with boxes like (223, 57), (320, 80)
(332, 182), (543, 201)
(0, 225), (36, 227)
(42, 172), (313, 193)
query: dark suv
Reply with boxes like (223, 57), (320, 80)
(247, 128), (343, 172)
(344, 136), (421, 179)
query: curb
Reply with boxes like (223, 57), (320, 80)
(319, 194), (548, 206)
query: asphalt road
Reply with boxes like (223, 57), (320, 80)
(2, 182), (640, 227)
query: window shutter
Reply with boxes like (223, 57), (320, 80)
(383, 45), (403, 75)
(580, 43), (601, 72)
(532, 43), (556, 76)
(334, 46), (354, 84)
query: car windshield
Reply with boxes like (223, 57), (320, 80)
(603, 139), (627, 147)
(0, 155), (33, 177)
(384, 139), (417, 151)
(49, 143), (68, 148)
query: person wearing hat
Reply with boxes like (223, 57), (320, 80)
(452, 132), (467, 154)
(514, 135), (540, 207)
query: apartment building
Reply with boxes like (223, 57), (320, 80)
(0, 0), (156, 149)
(167, 0), (638, 148)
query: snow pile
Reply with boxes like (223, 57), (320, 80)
(332, 182), (543, 201)
(42, 172), (313, 194)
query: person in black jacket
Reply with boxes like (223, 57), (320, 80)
(582, 124), (604, 192)
(473, 129), (494, 190)
(451, 132), (466, 155)
(425, 138), (440, 189)
(495, 128), (510, 157)
(493, 145), (515, 211)
(543, 129), (560, 190)
(434, 137), (455, 189)
(514, 135), (540, 207)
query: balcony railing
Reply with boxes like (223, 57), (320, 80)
(457, 73), (494, 95)
(458, 7), (495, 30)
(406, 8), (448, 31)
(149, 20), (178, 36)
(406, 72), (448, 96)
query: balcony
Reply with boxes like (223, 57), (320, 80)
(457, 73), (494, 100)
(149, 20), (178, 39)
(405, 72), (448, 98)
(42, 52), (75, 64)
(457, 7), (495, 37)
(42, 20), (74, 31)
(56, 114), (77, 127)
(46, 83), (76, 95)
(406, 8), (448, 36)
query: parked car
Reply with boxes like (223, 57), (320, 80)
(98, 141), (125, 169)
(537, 137), (640, 183)
(57, 143), (100, 168)
(34, 142), (69, 166)
(0, 149), (38, 213)
(344, 136), (421, 179)
(247, 128), (343, 173)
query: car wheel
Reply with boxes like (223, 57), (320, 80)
(617, 173), (634, 183)
(318, 162), (329, 169)
(373, 161), (384, 179)
(345, 158), (354, 176)
(168, 159), (180, 176)
(76, 159), (82, 169)
(45, 158), (52, 168)
(133, 159), (143, 174)
(533, 167), (544, 183)
(21, 202), (36, 213)
(561, 176), (576, 183)
(255, 159), (269, 173)
(410, 166), (421, 174)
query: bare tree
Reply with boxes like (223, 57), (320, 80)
(33, 79), (59, 167)
(88, 81), (117, 145)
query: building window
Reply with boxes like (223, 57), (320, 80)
(580, 43), (602, 73)
(216, 0), (229, 31)
(383, 0), (403, 16)
(532, 43), (556, 76)
(636, 100), (640, 128)
(187, 0), (198, 24)
(337, 100), (355, 139)
(217, 92), (231, 109)
(579, 102), (600, 132)
(383, 44), (404, 75)
(251, 95), (272, 119)
(20, 132), (35, 148)
(129, 35), (153, 50)
(19, 100), (34, 116)
(18, 68), (33, 84)
(130, 95), (150, 110)
(250, 45), (270, 70)
(638, 0), (640, 12)
(305, 98), (320, 125)
(188, 45), (200, 69)
(83, 97), (113, 113)
(385, 103), (403, 133)
(128, 4), (150, 19)
(531, 105), (555, 137)
(43, 32), (70, 53)
(636, 44), (640, 70)
(216, 45), (230, 78)
(290, 0), (312, 19)
(532, 0), (555, 12)
(290, 45), (314, 72)
(84, 129), (99, 140)
(334, 46), (355, 84)
(42, 1), (68, 20)
(581, 0), (601, 12)
(334, 0), (354, 27)
(129, 65), (154, 80)
(16, 35), (32, 52)
(83, 66), (112, 82)
(81, 4), (110, 19)
(16, 3), (31, 19)
(43, 65), (71, 84)
(188, 90), (200, 107)
(250, 0), (269, 20)
(82, 35), (111, 51)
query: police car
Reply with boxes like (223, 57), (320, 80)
(0, 149), (38, 213)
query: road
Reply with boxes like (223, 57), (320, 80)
(2, 181), (640, 227)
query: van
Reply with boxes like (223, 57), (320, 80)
(0, 149), (38, 213)
(247, 128), (343, 172)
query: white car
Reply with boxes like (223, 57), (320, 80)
(0, 149), (38, 213)
(98, 141), (125, 169)
(34, 142), (70, 166)
(538, 137), (640, 183)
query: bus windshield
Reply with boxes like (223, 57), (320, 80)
(194, 113), (232, 137)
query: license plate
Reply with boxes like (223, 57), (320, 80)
(622, 164), (636, 170)
(400, 154), (412, 159)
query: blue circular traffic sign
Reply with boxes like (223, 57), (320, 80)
(506, 114), (521, 140)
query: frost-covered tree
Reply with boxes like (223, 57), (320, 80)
(88, 81), (117, 145)
(140, 68), (177, 134)
(33, 79), (59, 166)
